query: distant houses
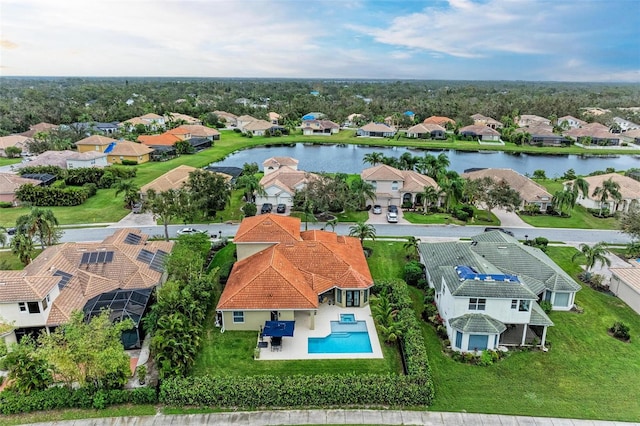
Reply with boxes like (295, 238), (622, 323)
(357, 122), (397, 138)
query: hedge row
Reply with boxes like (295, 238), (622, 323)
(160, 373), (432, 408)
(15, 184), (89, 206)
(0, 386), (157, 415)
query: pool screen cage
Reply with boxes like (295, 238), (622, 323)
(82, 288), (153, 349)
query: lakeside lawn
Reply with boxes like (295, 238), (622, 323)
(420, 245), (640, 421)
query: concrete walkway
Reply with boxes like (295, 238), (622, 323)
(28, 410), (639, 425)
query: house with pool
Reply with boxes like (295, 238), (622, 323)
(418, 231), (580, 352)
(216, 214), (382, 359)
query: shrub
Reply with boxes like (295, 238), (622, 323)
(403, 261), (425, 286)
(241, 202), (257, 217)
(610, 322), (631, 341)
(0, 201), (12, 208)
(423, 288), (435, 304)
(539, 300), (553, 314)
(83, 182), (98, 197)
(121, 160), (138, 166)
(452, 207), (470, 221)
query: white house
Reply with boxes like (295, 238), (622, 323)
(361, 164), (440, 207)
(301, 120), (340, 136)
(557, 115), (586, 129)
(66, 151), (109, 169)
(608, 267), (640, 315)
(357, 122), (397, 138)
(458, 125), (501, 141)
(565, 173), (640, 213)
(418, 231), (580, 352)
(257, 157), (316, 207)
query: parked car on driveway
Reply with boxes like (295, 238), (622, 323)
(261, 203), (273, 214)
(373, 205), (382, 214)
(176, 227), (207, 236)
(388, 205), (398, 213)
(132, 202), (143, 214)
(386, 212), (398, 223)
(276, 203), (286, 213)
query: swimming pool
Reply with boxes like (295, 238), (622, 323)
(308, 320), (373, 354)
(339, 313), (356, 323)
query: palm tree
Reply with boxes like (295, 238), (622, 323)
(349, 178), (376, 210)
(17, 208), (60, 250)
(146, 189), (181, 241)
(552, 189), (575, 216)
(592, 178), (622, 217)
(570, 177), (590, 201)
(572, 242), (611, 272)
(363, 152), (384, 166)
(11, 233), (34, 266)
(348, 222), (376, 246)
(114, 180), (141, 209)
(235, 174), (266, 203)
(323, 218), (338, 232)
(403, 236), (420, 260)
(421, 186), (440, 213)
(398, 152), (418, 170)
(371, 292), (403, 344)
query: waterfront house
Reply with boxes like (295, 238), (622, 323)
(458, 125), (501, 141)
(361, 164), (441, 207)
(357, 122), (397, 138)
(406, 123), (446, 139)
(565, 172), (640, 213)
(301, 119), (340, 136)
(470, 114), (503, 129)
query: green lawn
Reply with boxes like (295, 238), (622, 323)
(518, 204), (619, 229)
(0, 249), (42, 269)
(366, 241), (407, 281)
(403, 209), (499, 226)
(0, 405), (157, 426)
(419, 245), (640, 421)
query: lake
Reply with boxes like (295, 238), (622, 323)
(213, 144), (640, 177)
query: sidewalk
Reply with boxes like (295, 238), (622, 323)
(28, 410), (639, 425)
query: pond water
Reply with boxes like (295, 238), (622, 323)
(212, 144), (640, 177)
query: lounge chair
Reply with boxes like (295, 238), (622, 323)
(271, 336), (282, 351)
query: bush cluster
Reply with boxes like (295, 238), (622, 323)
(610, 322), (631, 341)
(160, 374), (431, 408)
(15, 184), (90, 206)
(0, 387), (156, 415)
(450, 349), (508, 366)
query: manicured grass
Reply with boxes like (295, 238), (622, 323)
(0, 249), (39, 269)
(417, 245), (640, 421)
(0, 157), (21, 167)
(333, 210), (369, 222)
(403, 209), (499, 226)
(518, 204), (619, 229)
(366, 241), (407, 281)
(0, 405), (157, 426)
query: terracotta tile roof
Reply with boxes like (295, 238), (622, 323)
(233, 214), (302, 243)
(20, 123), (58, 138)
(0, 135), (32, 151)
(167, 125), (220, 138)
(462, 168), (552, 203)
(624, 129), (640, 138)
(138, 133), (182, 146)
(268, 112), (281, 121)
(259, 166), (316, 195)
(518, 115), (551, 127)
(140, 113), (163, 120)
(407, 123), (445, 134)
(401, 170), (440, 192)
(361, 164), (405, 181)
(237, 115), (258, 122)
(423, 116), (455, 126)
(75, 135), (118, 146)
(360, 122), (396, 133)
(67, 151), (107, 161)
(459, 125), (501, 136)
(514, 125), (556, 136)
(567, 173), (640, 200)
(563, 123), (617, 140)
(244, 119), (274, 132)
(0, 172), (41, 194)
(140, 165), (229, 194)
(0, 228), (173, 326)
(609, 267), (640, 293)
(470, 114), (503, 127)
(218, 225), (372, 310)
(166, 112), (201, 124)
(122, 117), (147, 127)
(301, 120), (339, 130)
(263, 157), (299, 168)
(213, 111), (238, 121)
(13, 150), (77, 169)
(110, 141), (154, 157)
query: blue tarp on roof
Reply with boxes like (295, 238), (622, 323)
(404, 111), (415, 116)
(455, 265), (519, 283)
(262, 321), (295, 337)
(104, 142), (116, 153)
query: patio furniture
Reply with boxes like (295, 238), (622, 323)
(257, 341), (268, 349)
(271, 336), (282, 351)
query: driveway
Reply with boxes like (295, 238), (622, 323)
(366, 206), (410, 225)
(492, 208), (533, 228)
(109, 212), (157, 228)
(567, 243), (633, 286)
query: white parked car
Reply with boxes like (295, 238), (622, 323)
(176, 227), (207, 236)
(386, 212), (398, 223)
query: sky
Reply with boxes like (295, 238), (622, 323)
(1, 0), (639, 82)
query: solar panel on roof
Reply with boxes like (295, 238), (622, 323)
(137, 249), (154, 264)
(96, 251), (106, 263)
(88, 252), (98, 263)
(105, 251), (114, 263)
(124, 233), (142, 245)
(80, 252), (91, 264)
(149, 250), (168, 272)
(53, 270), (73, 290)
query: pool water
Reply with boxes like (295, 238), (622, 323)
(339, 313), (356, 323)
(308, 320), (373, 354)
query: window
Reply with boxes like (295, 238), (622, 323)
(337, 290), (342, 304)
(554, 292), (570, 307)
(27, 302), (40, 314)
(19, 302), (26, 312)
(469, 298), (486, 310)
(391, 181), (398, 191)
(455, 331), (463, 349)
(42, 297), (48, 311)
(544, 291), (552, 302)
(518, 300), (531, 312)
(371, 180), (377, 190)
(363, 289), (368, 303)
(232, 311), (244, 323)
(468, 334), (488, 351)
(511, 299), (518, 309)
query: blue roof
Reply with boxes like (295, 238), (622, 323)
(404, 111), (415, 116)
(455, 265), (519, 283)
(104, 142), (116, 154)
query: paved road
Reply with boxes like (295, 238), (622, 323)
(60, 222), (632, 245)
(27, 410), (640, 426)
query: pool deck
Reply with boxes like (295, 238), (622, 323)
(256, 303), (384, 361)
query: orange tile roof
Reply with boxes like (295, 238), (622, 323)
(361, 164), (405, 181)
(138, 133), (182, 146)
(423, 116), (455, 126)
(0, 173), (41, 195)
(110, 140), (154, 157)
(75, 135), (118, 146)
(218, 218), (373, 311)
(233, 214), (302, 243)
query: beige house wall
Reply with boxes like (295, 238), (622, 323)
(77, 144), (107, 153)
(236, 242), (275, 260)
(333, 289), (370, 308)
(221, 309), (304, 331)
(610, 275), (640, 315)
(108, 153), (150, 165)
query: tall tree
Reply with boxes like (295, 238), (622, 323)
(4, 336), (52, 394)
(348, 222), (376, 246)
(572, 242), (611, 272)
(421, 186), (440, 212)
(403, 236), (420, 260)
(235, 174), (266, 203)
(10, 232), (34, 266)
(16, 207), (60, 249)
(592, 178), (622, 217)
(363, 152), (385, 166)
(349, 177), (376, 210)
(186, 169), (231, 220)
(146, 189), (182, 241)
(619, 203), (640, 241)
(470, 177), (522, 221)
(114, 179), (141, 209)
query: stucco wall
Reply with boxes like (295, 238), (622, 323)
(610, 275), (640, 315)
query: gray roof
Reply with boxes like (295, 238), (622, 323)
(449, 314), (506, 334)
(418, 234), (580, 299)
(530, 303), (554, 326)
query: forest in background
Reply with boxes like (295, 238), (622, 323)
(1, 77), (639, 135)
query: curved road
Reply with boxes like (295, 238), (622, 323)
(60, 222), (632, 245)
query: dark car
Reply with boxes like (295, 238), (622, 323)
(6, 227), (16, 236)
(388, 205), (398, 213)
(261, 203), (273, 214)
(276, 203), (286, 213)
(484, 227), (515, 237)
